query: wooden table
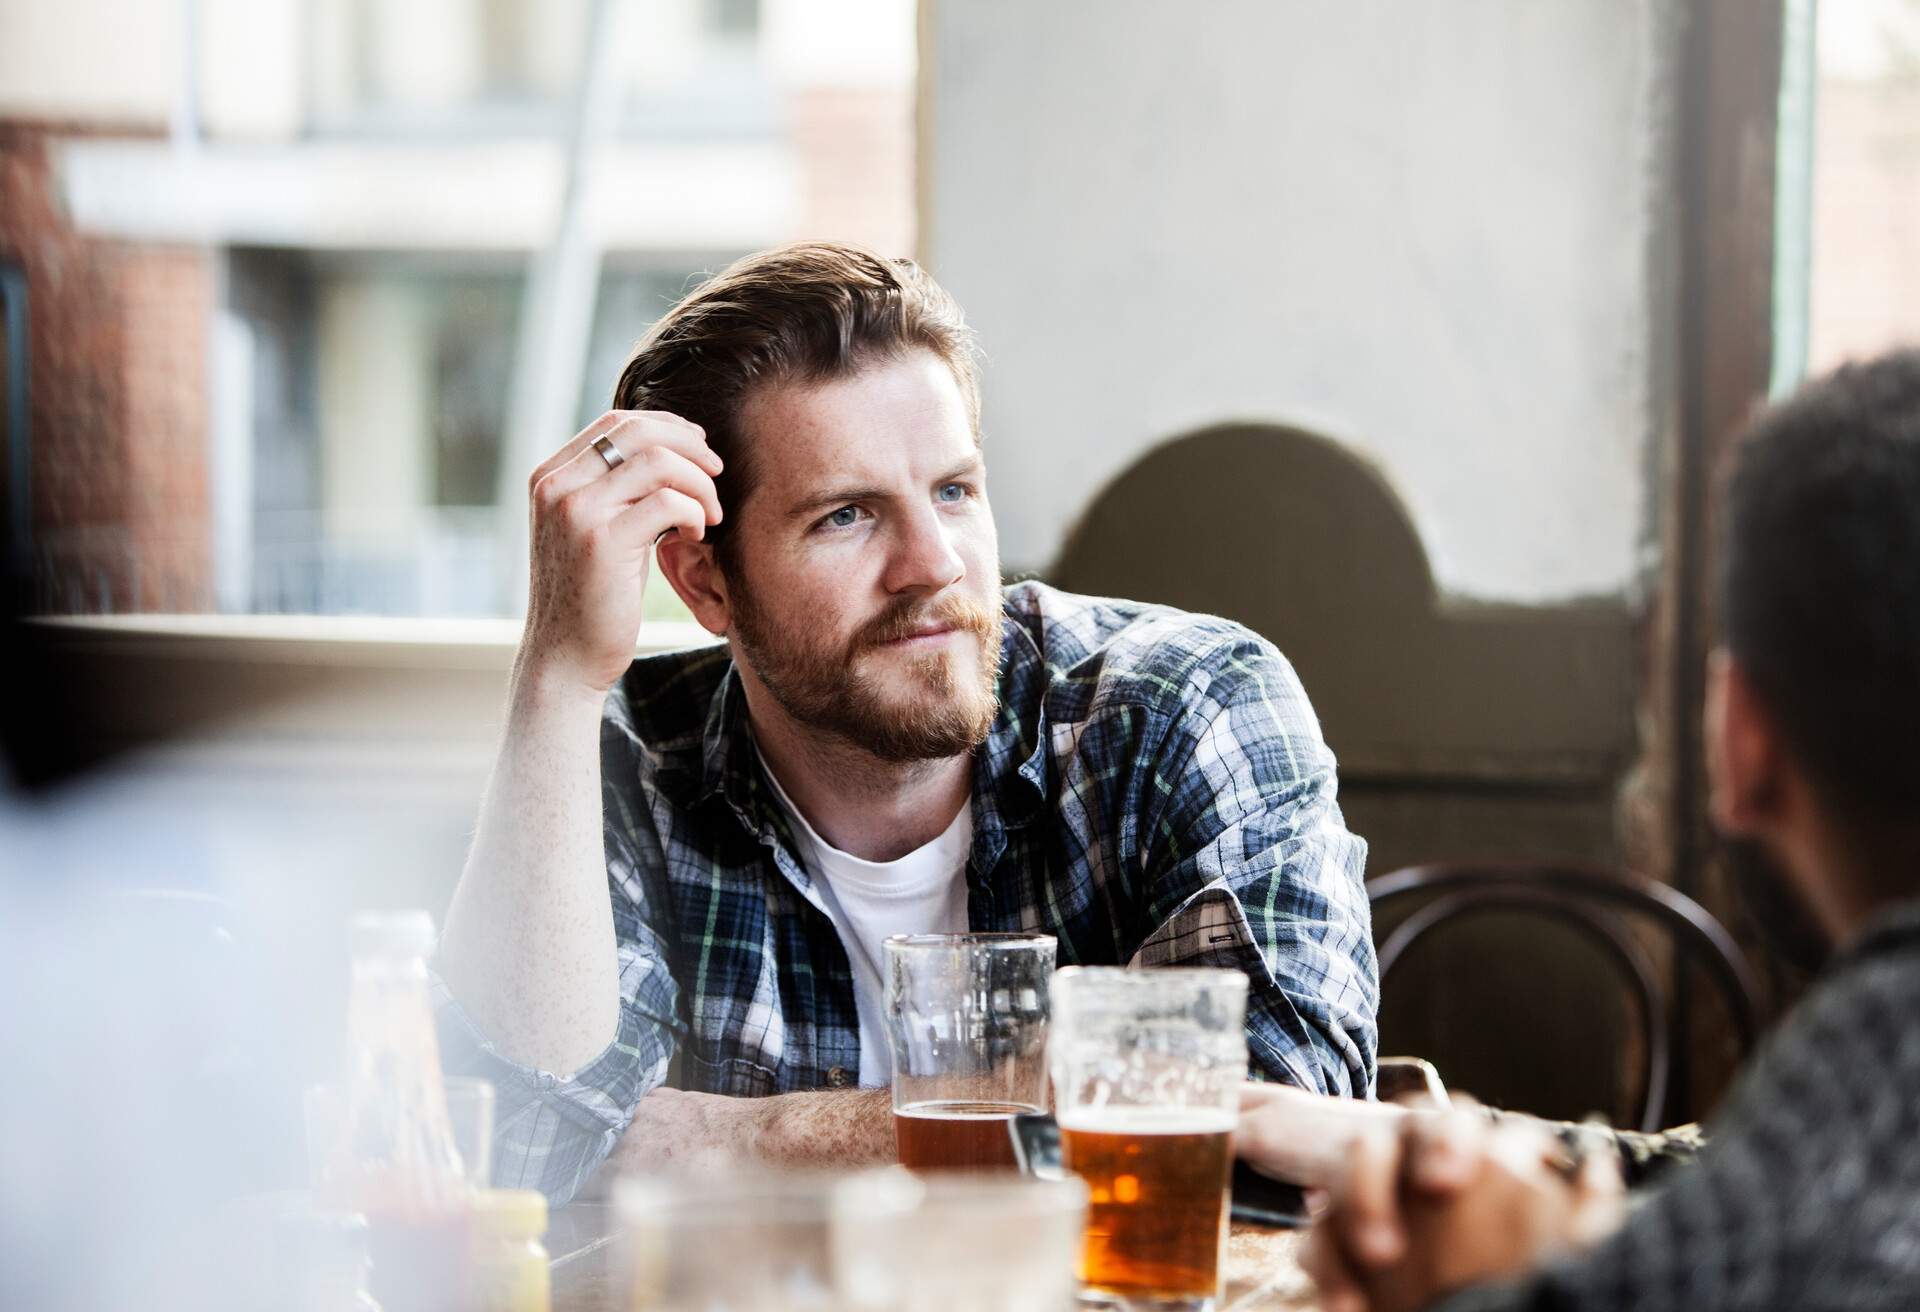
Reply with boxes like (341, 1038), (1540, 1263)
(549, 1202), (1319, 1310)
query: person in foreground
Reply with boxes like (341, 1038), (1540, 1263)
(1242, 350), (1920, 1311)
(432, 242), (1378, 1203)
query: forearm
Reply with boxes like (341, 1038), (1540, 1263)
(1238, 1084), (1703, 1193)
(605, 1088), (895, 1176)
(439, 662), (619, 1075)
(1479, 1110), (1704, 1190)
(753, 1088), (896, 1167)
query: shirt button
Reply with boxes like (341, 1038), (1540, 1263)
(826, 1066), (852, 1088)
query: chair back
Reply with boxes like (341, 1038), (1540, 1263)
(1369, 863), (1761, 1131)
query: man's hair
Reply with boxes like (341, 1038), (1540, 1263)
(1718, 349), (1920, 835)
(611, 242), (980, 561)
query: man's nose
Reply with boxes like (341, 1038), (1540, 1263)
(884, 504), (965, 594)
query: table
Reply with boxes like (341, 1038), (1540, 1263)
(548, 1202), (1319, 1310)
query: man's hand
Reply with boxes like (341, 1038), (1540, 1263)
(1236, 1082), (1408, 1188)
(1302, 1109), (1624, 1312)
(440, 411), (721, 1078)
(605, 1087), (895, 1177)
(521, 410), (723, 701)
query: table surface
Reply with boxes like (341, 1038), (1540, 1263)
(548, 1201), (1319, 1310)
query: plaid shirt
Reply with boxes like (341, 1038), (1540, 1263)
(437, 582), (1377, 1202)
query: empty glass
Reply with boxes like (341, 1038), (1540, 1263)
(834, 1170), (1090, 1312)
(618, 1172), (853, 1312)
(617, 1168), (1088, 1312)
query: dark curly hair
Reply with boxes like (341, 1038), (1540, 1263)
(1718, 348), (1920, 835)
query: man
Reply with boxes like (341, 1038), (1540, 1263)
(1240, 350), (1920, 1310)
(434, 242), (1377, 1203)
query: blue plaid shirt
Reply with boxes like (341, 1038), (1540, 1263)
(437, 582), (1377, 1202)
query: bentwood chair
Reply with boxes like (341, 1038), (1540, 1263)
(1368, 863), (1762, 1132)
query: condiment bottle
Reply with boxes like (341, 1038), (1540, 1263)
(471, 1189), (551, 1312)
(319, 911), (474, 1312)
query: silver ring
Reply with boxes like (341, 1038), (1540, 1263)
(592, 435), (627, 470)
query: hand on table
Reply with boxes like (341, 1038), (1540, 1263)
(1301, 1107), (1624, 1312)
(1235, 1082), (1407, 1189)
(521, 410), (723, 700)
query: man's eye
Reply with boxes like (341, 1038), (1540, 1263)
(937, 482), (970, 503)
(824, 506), (861, 529)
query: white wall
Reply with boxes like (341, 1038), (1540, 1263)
(926, 0), (1669, 603)
(0, 0), (178, 123)
(763, 0), (916, 89)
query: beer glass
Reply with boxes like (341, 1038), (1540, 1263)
(884, 933), (1056, 1170)
(1050, 967), (1248, 1310)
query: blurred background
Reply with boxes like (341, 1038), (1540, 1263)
(6, 3), (1920, 1289)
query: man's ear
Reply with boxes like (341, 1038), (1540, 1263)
(655, 531), (733, 637)
(1706, 649), (1787, 837)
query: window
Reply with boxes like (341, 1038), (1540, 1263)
(308, 0), (777, 137)
(1779, 0), (1920, 386)
(226, 253), (734, 616)
(15, 0), (915, 618)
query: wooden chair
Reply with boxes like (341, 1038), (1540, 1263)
(1368, 863), (1762, 1132)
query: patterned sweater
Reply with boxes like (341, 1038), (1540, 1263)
(1441, 900), (1920, 1311)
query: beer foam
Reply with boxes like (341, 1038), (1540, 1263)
(1057, 1104), (1237, 1136)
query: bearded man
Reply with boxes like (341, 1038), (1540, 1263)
(435, 243), (1377, 1204)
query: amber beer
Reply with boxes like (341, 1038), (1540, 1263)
(893, 1098), (1041, 1170)
(885, 933), (1056, 1177)
(1060, 1105), (1235, 1299)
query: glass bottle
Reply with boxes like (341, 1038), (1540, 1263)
(318, 911), (474, 1312)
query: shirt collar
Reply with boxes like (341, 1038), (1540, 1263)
(693, 664), (772, 840)
(974, 607), (1051, 830)
(1839, 896), (1920, 966)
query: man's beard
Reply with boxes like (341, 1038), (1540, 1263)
(1717, 832), (1832, 976)
(730, 579), (1003, 763)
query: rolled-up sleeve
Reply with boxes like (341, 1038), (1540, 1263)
(434, 754), (682, 1204)
(1136, 639), (1378, 1096)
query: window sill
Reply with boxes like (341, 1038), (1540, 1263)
(27, 614), (718, 670)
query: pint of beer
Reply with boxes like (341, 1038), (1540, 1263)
(1051, 968), (1248, 1310)
(883, 934), (1056, 1171)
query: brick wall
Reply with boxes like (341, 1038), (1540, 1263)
(0, 121), (213, 613)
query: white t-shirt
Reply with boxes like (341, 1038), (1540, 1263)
(758, 756), (971, 1087)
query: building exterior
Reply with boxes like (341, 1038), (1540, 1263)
(2, 0), (913, 616)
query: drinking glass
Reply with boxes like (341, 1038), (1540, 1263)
(1050, 967), (1248, 1311)
(884, 933), (1056, 1170)
(618, 1172), (851, 1311)
(833, 1170), (1090, 1312)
